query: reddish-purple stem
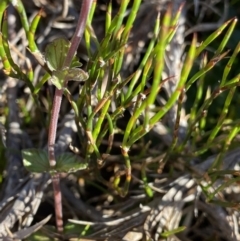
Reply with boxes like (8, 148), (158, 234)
(48, 89), (63, 231)
(64, 0), (93, 69)
(52, 173), (63, 232)
(47, 0), (93, 232)
(48, 89), (63, 167)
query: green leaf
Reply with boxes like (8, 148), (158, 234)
(45, 38), (70, 71)
(27, 225), (55, 241)
(49, 69), (68, 89)
(64, 222), (92, 236)
(65, 68), (89, 82)
(70, 55), (83, 68)
(22, 149), (50, 173)
(49, 75), (63, 90)
(56, 152), (88, 173)
(160, 226), (186, 238)
(50, 68), (88, 89)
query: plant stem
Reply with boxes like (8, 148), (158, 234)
(47, 0), (93, 233)
(48, 90), (63, 168)
(48, 89), (63, 232)
(52, 172), (63, 232)
(64, 0), (93, 69)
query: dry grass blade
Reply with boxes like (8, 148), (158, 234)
(9, 215), (52, 240)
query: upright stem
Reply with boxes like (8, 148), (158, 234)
(64, 0), (93, 69)
(47, 0), (93, 233)
(48, 89), (63, 232)
(48, 90), (63, 168)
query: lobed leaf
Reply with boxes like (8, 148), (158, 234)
(55, 153), (88, 173)
(22, 149), (50, 173)
(45, 38), (71, 71)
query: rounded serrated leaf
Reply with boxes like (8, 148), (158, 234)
(65, 68), (89, 82)
(56, 153), (88, 173)
(49, 68), (88, 89)
(45, 38), (70, 71)
(22, 148), (50, 173)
